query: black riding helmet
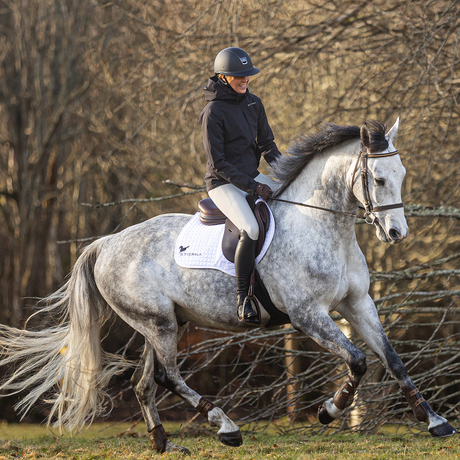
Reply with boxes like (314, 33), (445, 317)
(214, 47), (259, 77)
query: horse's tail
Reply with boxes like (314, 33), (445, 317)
(0, 236), (127, 432)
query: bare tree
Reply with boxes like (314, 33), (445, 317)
(0, 0), (95, 324)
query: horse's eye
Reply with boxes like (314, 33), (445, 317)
(375, 178), (385, 186)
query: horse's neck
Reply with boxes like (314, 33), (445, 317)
(275, 146), (359, 231)
(282, 150), (357, 209)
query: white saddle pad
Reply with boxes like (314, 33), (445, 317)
(174, 203), (275, 277)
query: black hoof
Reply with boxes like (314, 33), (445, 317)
(429, 421), (456, 438)
(318, 404), (335, 425)
(218, 430), (243, 447)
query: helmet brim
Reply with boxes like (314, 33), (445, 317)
(217, 67), (260, 77)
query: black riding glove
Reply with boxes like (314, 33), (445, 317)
(254, 183), (273, 201)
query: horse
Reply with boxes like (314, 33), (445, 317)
(0, 119), (456, 454)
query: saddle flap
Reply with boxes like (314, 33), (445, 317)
(221, 199), (271, 264)
(222, 220), (239, 263)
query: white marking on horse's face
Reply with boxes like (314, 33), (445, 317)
(368, 151), (408, 244)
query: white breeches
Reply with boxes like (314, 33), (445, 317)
(208, 174), (279, 240)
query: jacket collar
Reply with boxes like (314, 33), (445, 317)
(203, 76), (248, 104)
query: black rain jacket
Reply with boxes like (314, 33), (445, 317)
(200, 76), (281, 193)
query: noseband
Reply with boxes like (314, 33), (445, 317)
(353, 149), (404, 226)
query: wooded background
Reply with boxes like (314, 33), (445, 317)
(0, 0), (459, 431)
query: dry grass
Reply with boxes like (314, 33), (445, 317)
(0, 422), (459, 460)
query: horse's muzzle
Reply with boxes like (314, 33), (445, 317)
(389, 227), (404, 242)
(388, 224), (409, 244)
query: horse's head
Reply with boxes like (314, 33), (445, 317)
(354, 118), (408, 245)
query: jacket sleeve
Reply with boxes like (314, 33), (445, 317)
(201, 108), (258, 193)
(256, 102), (282, 165)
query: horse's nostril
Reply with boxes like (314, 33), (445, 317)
(389, 228), (401, 240)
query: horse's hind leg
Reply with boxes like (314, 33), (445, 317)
(124, 297), (242, 450)
(342, 294), (456, 437)
(131, 338), (189, 454)
(148, 315), (243, 448)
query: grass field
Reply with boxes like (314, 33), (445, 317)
(0, 422), (459, 459)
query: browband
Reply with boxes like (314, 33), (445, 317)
(367, 149), (399, 158)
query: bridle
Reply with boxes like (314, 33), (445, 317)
(352, 148), (404, 225)
(269, 147), (404, 227)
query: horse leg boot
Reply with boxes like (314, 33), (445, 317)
(235, 230), (259, 324)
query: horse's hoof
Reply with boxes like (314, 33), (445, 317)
(318, 404), (335, 425)
(218, 430), (243, 447)
(429, 421), (456, 438)
(164, 440), (190, 455)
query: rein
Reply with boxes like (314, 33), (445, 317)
(269, 197), (358, 218)
(269, 148), (404, 225)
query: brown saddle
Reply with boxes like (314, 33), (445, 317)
(198, 196), (270, 263)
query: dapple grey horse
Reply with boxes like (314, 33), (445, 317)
(0, 119), (456, 454)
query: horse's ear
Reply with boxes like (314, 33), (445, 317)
(360, 123), (371, 150)
(386, 117), (400, 144)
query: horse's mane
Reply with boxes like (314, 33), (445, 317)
(271, 120), (388, 195)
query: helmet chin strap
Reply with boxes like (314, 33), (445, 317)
(216, 74), (246, 98)
(217, 74), (230, 86)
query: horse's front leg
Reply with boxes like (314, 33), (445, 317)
(341, 294), (456, 437)
(290, 308), (368, 425)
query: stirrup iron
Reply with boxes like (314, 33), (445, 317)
(237, 282), (261, 325)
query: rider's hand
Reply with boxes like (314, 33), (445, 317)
(254, 183), (273, 200)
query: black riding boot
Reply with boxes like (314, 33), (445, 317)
(235, 230), (259, 324)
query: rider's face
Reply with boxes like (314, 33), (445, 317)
(224, 75), (250, 94)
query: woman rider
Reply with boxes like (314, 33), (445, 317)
(199, 47), (282, 324)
